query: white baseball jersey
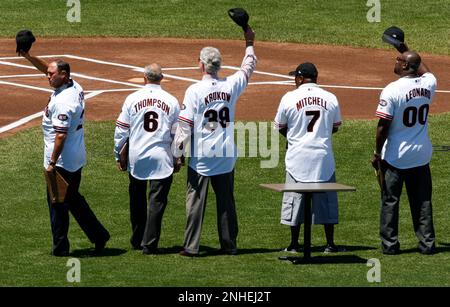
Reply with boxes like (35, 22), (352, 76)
(174, 46), (257, 176)
(42, 79), (86, 172)
(376, 72), (436, 169)
(114, 84), (180, 180)
(274, 83), (342, 182)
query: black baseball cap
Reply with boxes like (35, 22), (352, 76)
(383, 26), (404, 43)
(288, 62), (318, 78)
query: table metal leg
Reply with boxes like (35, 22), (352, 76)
(303, 193), (312, 259)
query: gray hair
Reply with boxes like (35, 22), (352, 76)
(199, 47), (222, 74)
(144, 63), (163, 82)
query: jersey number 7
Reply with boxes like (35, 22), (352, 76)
(305, 110), (320, 132)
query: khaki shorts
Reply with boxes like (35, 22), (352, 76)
(280, 172), (338, 226)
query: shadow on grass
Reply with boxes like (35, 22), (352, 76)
(192, 245), (377, 257)
(70, 247), (127, 258)
(279, 255), (368, 265)
(158, 244), (378, 258)
(397, 244), (450, 255)
(199, 247), (282, 257)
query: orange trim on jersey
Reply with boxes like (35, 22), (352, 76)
(178, 116), (194, 126)
(375, 111), (393, 120)
(116, 120), (130, 128)
(274, 121), (287, 129)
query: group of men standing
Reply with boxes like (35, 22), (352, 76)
(20, 26), (437, 257)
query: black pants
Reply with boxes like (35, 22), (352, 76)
(47, 167), (110, 256)
(128, 173), (173, 250)
(380, 161), (435, 253)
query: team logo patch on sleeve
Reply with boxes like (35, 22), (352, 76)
(379, 99), (388, 107)
(58, 114), (69, 121)
(181, 104), (186, 110)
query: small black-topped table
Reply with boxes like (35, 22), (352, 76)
(260, 183), (356, 263)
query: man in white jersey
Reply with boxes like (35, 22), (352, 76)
(172, 27), (257, 256)
(274, 62), (344, 254)
(114, 64), (180, 254)
(372, 49), (436, 255)
(20, 51), (110, 257)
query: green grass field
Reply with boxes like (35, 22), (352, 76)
(0, 114), (449, 286)
(0, 0), (449, 288)
(0, 0), (449, 54)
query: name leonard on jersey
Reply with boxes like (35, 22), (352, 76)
(405, 87), (431, 103)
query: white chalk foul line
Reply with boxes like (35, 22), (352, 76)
(0, 80), (53, 93)
(0, 60), (144, 89)
(85, 88), (138, 93)
(0, 55), (67, 60)
(0, 90), (103, 134)
(0, 73), (44, 79)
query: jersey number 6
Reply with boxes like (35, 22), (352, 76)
(143, 111), (159, 132)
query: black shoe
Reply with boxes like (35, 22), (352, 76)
(179, 250), (198, 257)
(382, 249), (399, 255)
(132, 245), (143, 250)
(95, 240), (108, 253)
(52, 251), (69, 257)
(323, 244), (346, 254)
(143, 246), (159, 255)
(282, 245), (302, 253)
(220, 248), (238, 255)
(420, 248), (436, 255)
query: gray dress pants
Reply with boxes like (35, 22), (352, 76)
(182, 167), (238, 254)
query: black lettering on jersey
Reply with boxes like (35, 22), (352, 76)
(58, 114), (69, 121)
(379, 99), (388, 107)
(79, 91), (84, 103)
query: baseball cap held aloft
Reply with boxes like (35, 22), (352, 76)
(383, 26), (404, 43)
(16, 29), (36, 54)
(288, 62), (318, 78)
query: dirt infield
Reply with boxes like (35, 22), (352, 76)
(0, 38), (449, 138)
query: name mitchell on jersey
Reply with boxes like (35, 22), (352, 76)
(296, 96), (328, 111)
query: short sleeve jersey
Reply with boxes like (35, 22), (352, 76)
(376, 73), (436, 169)
(42, 80), (86, 172)
(274, 83), (342, 182)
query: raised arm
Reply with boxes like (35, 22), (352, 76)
(239, 26), (257, 83)
(19, 51), (48, 75)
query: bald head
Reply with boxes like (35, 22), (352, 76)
(403, 51), (421, 72)
(144, 63), (163, 83)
